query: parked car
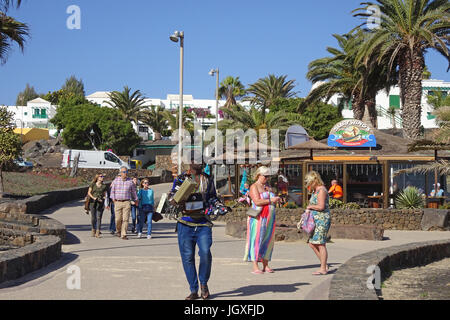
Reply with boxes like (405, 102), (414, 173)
(61, 150), (131, 170)
(13, 157), (33, 171)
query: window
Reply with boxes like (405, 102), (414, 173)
(389, 95), (401, 109)
(136, 149), (146, 156)
(105, 152), (120, 163)
(139, 126), (149, 133)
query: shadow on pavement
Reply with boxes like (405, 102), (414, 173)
(0, 252), (79, 289)
(274, 263), (341, 272)
(213, 282), (310, 298)
(64, 231), (81, 245)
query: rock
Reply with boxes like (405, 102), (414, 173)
(421, 209), (449, 231)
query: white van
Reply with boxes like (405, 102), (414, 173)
(61, 150), (131, 170)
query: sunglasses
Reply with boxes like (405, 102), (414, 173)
(143, 182), (149, 184)
(99, 175), (105, 178)
(121, 171), (128, 173)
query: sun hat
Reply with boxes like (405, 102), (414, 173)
(254, 166), (273, 179)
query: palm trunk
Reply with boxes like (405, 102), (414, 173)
(352, 94), (365, 120)
(366, 98), (378, 129)
(399, 48), (424, 140)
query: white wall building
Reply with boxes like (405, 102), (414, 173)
(324, 79), (450, 129)
(86, 91), (232, 141)
(6, 97), (58, 136)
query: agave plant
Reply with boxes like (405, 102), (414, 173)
(395, 187), (425, 209)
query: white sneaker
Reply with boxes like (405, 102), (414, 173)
(137, 233), (142, 238)
(147, 235), (152, 239)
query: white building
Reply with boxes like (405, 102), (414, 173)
(325, 79), (450, 129)
(86, 91), (229, 141)
(6, 97), (58, 136)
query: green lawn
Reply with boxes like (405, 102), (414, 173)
(2, 172), (89, 197)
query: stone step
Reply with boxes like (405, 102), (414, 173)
(0, 221), (39, 233)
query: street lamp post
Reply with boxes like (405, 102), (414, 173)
(209, 68), (219, 189)
(170, 31), (185, 175)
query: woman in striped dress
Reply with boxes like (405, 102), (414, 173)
(244, 166), (281, 274)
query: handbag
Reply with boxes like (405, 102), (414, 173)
(299, 210), (315, 236)
(152, 212), (163, 222)
(84, 196), (91, 214)
(246, 206), (262, 218)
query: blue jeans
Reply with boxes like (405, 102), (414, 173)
(109, 202), (116, 232)
(138, 204), (153, 235)
(131, 205), (137, 232)
(177, 222), (213, 294)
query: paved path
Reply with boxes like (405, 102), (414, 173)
(0, 183), (449, 300)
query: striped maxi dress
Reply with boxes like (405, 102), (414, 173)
(244, 191), (276, 262)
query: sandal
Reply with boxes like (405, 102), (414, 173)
(251, 270), (264, 274)
(264, 267), (275, 273)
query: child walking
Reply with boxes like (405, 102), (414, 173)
(137, 178), (155, 239)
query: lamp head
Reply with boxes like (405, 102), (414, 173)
(209, 69), (215, 76)
(170, 30), (184, 42)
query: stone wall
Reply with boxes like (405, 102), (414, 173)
(222, 207), (449, 241)
(0, 211), (65, 284)
(328, 239), (450, 300)
(32, 167), (153, 184)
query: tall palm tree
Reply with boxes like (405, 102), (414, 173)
(218, 104), (303, 144)
(306, 31), (397, 127)
(140, 105), (168, 140)
(106, 86), (146, 125)
(244, 74), (297, 117)
(353, 0), (450, 140)
(0, 10), (29, 64)
(218, 76), (246, 109)
(306, 33), (363, 118)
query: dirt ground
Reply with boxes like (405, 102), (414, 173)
(381, 258), (450, 300)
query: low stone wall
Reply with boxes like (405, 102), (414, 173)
(222, 207), (449, 241)
(32, 167), (154, 184)
(328, 239), (450, 300)
(0, 234), (62, 284)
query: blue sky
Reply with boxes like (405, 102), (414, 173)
(1, 0), (448, 105)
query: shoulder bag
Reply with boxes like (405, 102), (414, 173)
(246, 206), (262, 218)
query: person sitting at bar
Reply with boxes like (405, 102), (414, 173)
(328, 180), (343, 200)
(430, 183), (444, 197)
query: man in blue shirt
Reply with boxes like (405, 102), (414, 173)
(430, 183), (445, 197)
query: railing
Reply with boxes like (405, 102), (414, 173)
(376, 105), (402, 128)
(32, 114), (48, 119)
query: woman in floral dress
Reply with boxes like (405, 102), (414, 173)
(305, 171), (331, 275)
(244, 166), (281, 274)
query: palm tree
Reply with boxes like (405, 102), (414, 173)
(306, 33), (363, 119)
(218, 104), (303, 143)
(0, 11), (29, 64)
(387, 105), (398, 129)
(353, 0), (450, 140)
(306, 31), (397, 127)
(140, 105), (168, 140)
(163, 108), (196, 135)
(106, 86), (146, 125)
(427, 89), (450, 110)
(218, 76), (246, 110)
(244, 74), (297, 117)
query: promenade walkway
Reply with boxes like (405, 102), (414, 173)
(0, 183), (449, 300)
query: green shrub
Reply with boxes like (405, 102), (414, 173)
(439, 203), (450, 210)
(395, 187), (425, 209)
(329, 198), (344, 209)
(342, 202), (361, 210)
(284, 202), (299, 209)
